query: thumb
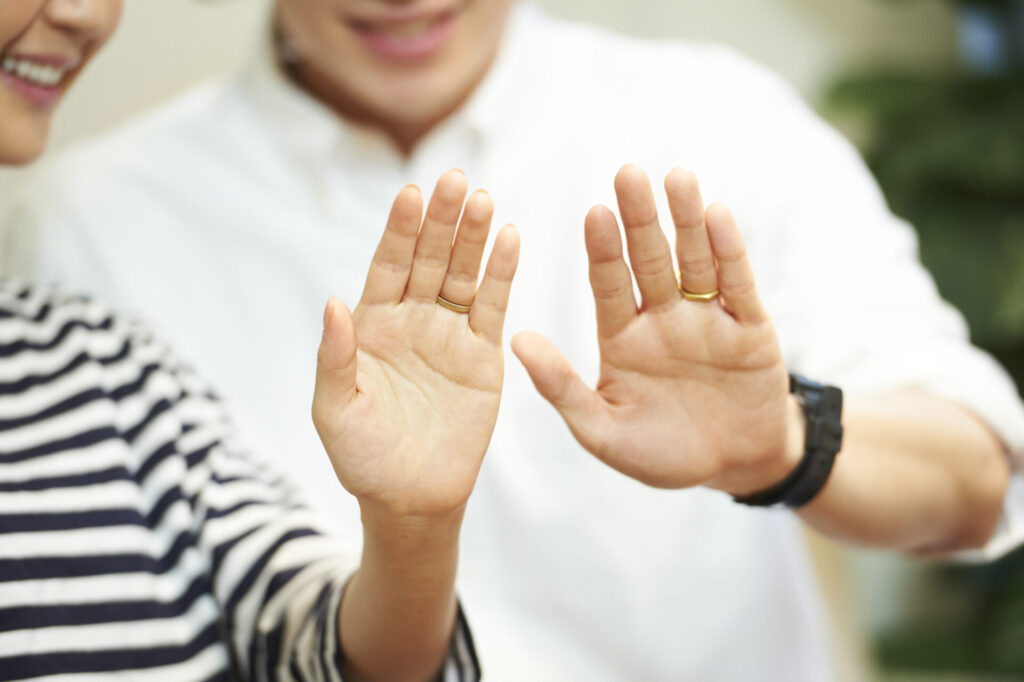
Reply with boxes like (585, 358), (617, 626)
(313, 298), (358, 430)
(511, 330), (606, 449)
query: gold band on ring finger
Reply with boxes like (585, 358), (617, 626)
(437, 294), (473, 314)
(678, 282), (720, 302)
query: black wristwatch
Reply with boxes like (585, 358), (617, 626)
(733, 373), (844, 508)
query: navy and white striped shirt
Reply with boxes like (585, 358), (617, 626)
(0, 283), (479, 681)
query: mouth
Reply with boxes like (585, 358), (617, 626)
(346, 7), (460, 62)
(349, 10), (454, 35)
(0, 53), (79, 108)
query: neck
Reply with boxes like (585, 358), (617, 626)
(276, 45), (493, 158)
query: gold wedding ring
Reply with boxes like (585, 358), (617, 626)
(678, 283), (720, 302)
(436, 294), (472, 314)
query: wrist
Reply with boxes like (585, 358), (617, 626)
(717, 394), (805, 497)
(779, 392), (807, 479)
(359, 499), (466, 553)
(732, 373), (844, 508)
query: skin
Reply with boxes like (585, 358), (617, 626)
(274, 0), (516, 154)
(270, 15), (523, 671)
(3, 4), (518, 681)
(0, 0), (121, 164)
(314, 171), (520, 680)
(511, 165), (1010, 554)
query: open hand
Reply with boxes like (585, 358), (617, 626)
(313, 170), (519, 519)
(512, 165), (792, 494)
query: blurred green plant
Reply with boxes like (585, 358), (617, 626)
(824, 0), (1024, 677)
(827, 72), (1024, 382)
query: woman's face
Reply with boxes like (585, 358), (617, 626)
(0, 0), (121, 165)
(275, 0), (516, 151)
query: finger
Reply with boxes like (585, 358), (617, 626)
(359, 185), (424, 306)
(664, 168), (718, 297)
(585, 204), (637, 339)
(405, 169), (468, 303)
(312, 298), (358, 435)
(510, 330), (608, 451)
(439, 189), (493, 308)
(614, 164), (679, 309)
(705, 203), (767, 323)
(469, 225), (520, 344)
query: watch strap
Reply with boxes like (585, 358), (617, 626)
(733, 374), (843, 508)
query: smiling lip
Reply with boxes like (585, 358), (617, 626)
(347, 9), (459, 63)
(0, 52), (79, 109)
(1, 72), (63, 108)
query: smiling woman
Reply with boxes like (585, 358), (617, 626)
(0, 0), (121, 164)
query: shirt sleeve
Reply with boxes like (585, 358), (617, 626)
(703, 52), (1024, 557)
(133, 320), (481, 681)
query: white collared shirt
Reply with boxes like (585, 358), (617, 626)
(6, 5), (1024, 680)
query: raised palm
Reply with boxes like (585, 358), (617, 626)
(313, 171), (519, 517)
(512, 165), (790, 492)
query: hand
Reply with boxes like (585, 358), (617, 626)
(313, 170), (520, 520)
(512, 164), (794, 494)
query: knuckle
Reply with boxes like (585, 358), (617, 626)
(715, 247), (746, 265)
(591, 281), (634, 302)
(630, 252), (673, 278)
(458, 227), (489, 246)
(373, 256), (408, 274)
(554, 365), (579, 402)
(624, 214), (660, 232)
(678, 257), (716, 280)
(589, 249), (623, 266)
(415, 251), (451, 269)
(721, 277), (756, 298)
(445, 271), (479, 289)
(483, 298), (508, 315)
(483, 261), (515, 283)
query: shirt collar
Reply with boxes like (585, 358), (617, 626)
(238, 2), (543, 171)
(451, 3), (541, 145)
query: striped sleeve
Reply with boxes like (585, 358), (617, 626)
(0, 283), (480, 682)
(119, 306), (482, 681)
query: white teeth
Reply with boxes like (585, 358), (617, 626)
(0, 56), (67, 87)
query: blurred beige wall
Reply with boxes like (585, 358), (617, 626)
(30, 0), (959, 150)
(0, 0), (957, 197)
